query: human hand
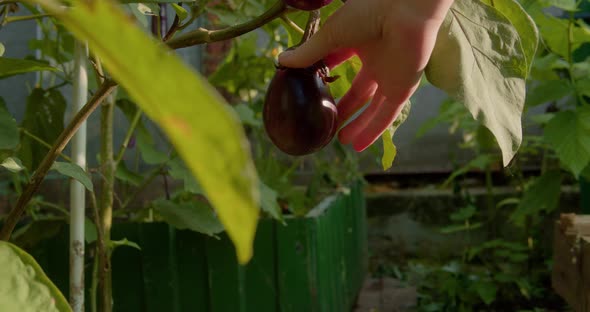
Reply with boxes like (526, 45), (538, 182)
(279, 0), (454, 151)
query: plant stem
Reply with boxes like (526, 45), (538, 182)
(98, 90), (116, 312)
(114, 109), (142, 166)
(280, 15), (304, 35)
(567, 12), (585, 106)
(301, 10), (320, 44)
(69, 40), (88, 312)
(3, 13), (51, 24)
(20, 128), (73, 162)
(166, 0), (286, 49)
(0, 80), (116, 241)
(88, 191), (104, 312)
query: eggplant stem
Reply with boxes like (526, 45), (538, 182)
(300, 10), (320, 44)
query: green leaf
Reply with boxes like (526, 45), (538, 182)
(115, 162), (143, 186)
(153, 199), (224, 236)
(109, 238), (141, 250)
(450, 205), (476, 221)
(259, 181), (283, 222)
(0, 57), (57, 79)
(50, 162), (93, 192)
(171, 3), (188, 21)
(119, 0), (195, 3)
(168, 157), (202, 194)
(540, 0), (577, 11)
(39, 0), (260, 263)
(0, 241), (71, 311)
(510, 170), (562, 225)
(234, 104), (262, 127)
(0, 43), (4, 57)
(1, 157), (24, 173)
(443, 154), (494, 187)
(426, 0), (528, 166)
(544, 107), (590, 176)
(19, 88), (66, 170)
(380, 101), (411, 170)
(329, 56), (362, 99)
(85, 218), (97, 244)
(525, 80), (573, 107)
(481, 0), (539, 75)
(439, 222), (482, 234)
(474, 281), (498, 305)
(0, 98), (18, 150)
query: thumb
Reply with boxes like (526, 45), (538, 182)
(279, 0), (375, 68)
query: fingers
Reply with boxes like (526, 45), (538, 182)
(279, 0), (378, 68)
(338, 89), (385, 145)
(351, 98), (408, 152)
(324, 48), (356, 69)
(349, 83), (417, 152)
(336, 68), (377, 126)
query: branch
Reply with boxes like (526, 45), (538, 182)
(0, 80), (117, 241)
(3, 13), (51, 24)
(166, 0), (286, 49)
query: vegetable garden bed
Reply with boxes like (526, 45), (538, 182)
(29, 181), (367, 312)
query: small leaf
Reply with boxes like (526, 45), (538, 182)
(259, 181), (283, 222)
(0, 241), (71, 311)
(171, 3), (188, 21)
(526, 80), (573, 107)
(544, 107), (590, 176)
(474, 281), (498, 305)
(115, 162), (143, 186)
(19, 88), (66, 170)
(234, 104), (261, 127)
(0, 97), (18, 150)
(450, 205), (476, 221)
(168, 157), (202, 194)
(0, 43), (5, 57)
(0, 57), (57, 79)
(51, 162), (93, 192)
(109, 238), (141, 250)
(380, 101), (411, 170)
(153, 199), (224, 236)
(85, 218), (97, 244)
(426, 0), (529, 166)
(510, 170), (562, 225)
(1, 157), (24, 173)
(443, 154), (494, 187)
(540, 0), (577, 11)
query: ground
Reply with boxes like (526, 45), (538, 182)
(355, 277), (418, 312)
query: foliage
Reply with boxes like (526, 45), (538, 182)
(0, 0), (542, 310)
(408, 0), (590, 309)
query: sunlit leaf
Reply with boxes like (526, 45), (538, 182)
(153, 199), (224, 236)
(0, 57), (57, 79)
(51, 161), (93, 192)
(0, 241), (71, 312)
(426, 0), (530, 166)
(380, 101), (410, 170)
(544, 107), (590, 176)
(1, 157), (24, 173)
(33, 0), (261, 262)
(0, 97), (18, 150)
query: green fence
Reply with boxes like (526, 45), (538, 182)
(29, 181), (367, 312)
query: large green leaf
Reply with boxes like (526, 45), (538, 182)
(50, 161), (93, 192)
(544, 107), (590, 176)
(380, 101), (411, 170)
(481, 0), (539, 76)
(19, 88), (66, 170)
(525, 79), (573, 107)
(426, 0), (528, 166)
(0, 241), (71, 311)
(0, 97), (18, 150)
(540, 0), (577, 11)
(34, 0), (260, 262)
(510, 170), (562, 225)
(0, 57), (57, 79)
(153, 199), (224, 236)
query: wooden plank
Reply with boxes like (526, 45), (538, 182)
(276, 217), (319, 312)
(552, 218), (590, 312)
(205, 231), (245, 312)
(175, 229), (209, 312)
(138, 223), (179, 312)
(111, 223), (146, 312)
(244, 220), (279, 312)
